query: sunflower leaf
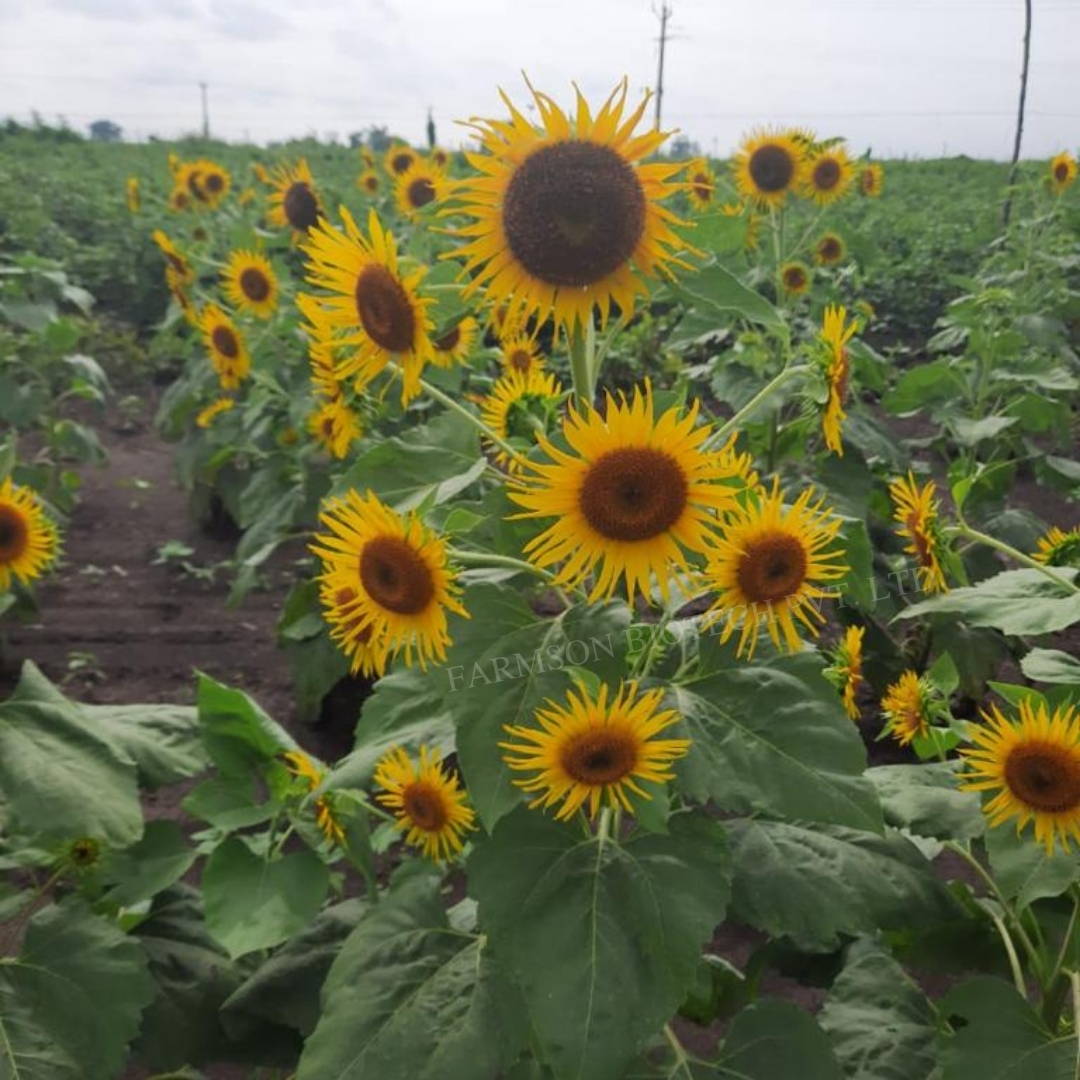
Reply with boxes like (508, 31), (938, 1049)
(715, 1001), (846, 1080)
(667, 257), (784, 329)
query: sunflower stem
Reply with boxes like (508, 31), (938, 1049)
(448, 548), (565, 589)
(568, 321), (595, 407)
(990, 909), (1029, 1000)
(596, 807), (614, 844)
(948, 523), (1080, 595)
(705, 365), (810, 447)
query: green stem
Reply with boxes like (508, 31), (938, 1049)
(705, 364), (811, 446)
(990, 909), (1029, 999)
(568, 321), (595, 407)
(950, 523), (1080, 594)
(1071, 972), (1080, 1074)
(596, 807), (613, 844)
(448, 547), (565, 588)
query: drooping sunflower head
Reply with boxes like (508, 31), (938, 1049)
(501, 681), (690, 821)
(859, 163), (884, 197)
(733, 129), (806, 208)
(880, 670), (933, 746)
(374, 744), (476, 861)
(510, 382), (745, 604)
(825, 624), (865, 721)
(779, 261), (811, 296)
(960, 698), (1080, 854)
(700, 480), (848, 659)
(283, 750), (346, 846)
(196, 398), (234, 429)
(308, 396), (362, 460)
(819, 303), (857, 456)
(221, 249), (279, 319)
(814, 232), (845, 265)
(889, 473), (950, 594)
(357, 169), (381, 196)
(1033, 525), (1080, 568)
(385, 144), (419, 177)
(311, 489), (468, 672)
(152, 230), (194, 287)
(498, 330), (546, 376)
(685, 157), (717, 211)
(447, 78), (694, 334)
(267, 159), (323, 237)
(1049, 152), (1078, 195)
(802, 146), (854, 205)
(431, 315), (479, 369)
(0, 477), (60, 591)
(394, 160), (445, 219)
(480, 367), (565, 473)
(199, 304), (250, 391)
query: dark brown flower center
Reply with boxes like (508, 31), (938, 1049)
(736, 534), (809, 604)
(391, 151), (414, 175)
(283, 182), (319, 231)
(818, 237), (842, 262)
(211, 324), (240, 359)
(0, 506), (29, 561)
(508, 347), (532, 373)
(1054, 162), (1069, 183)
(560, 729), (638, 785)
(1004, 742), (1080, 812)
(813, 158), (842, 191)
(502, 141), (646, 288)
(407, 177), (436, 209)
(402, 781), (449, 830)
(354, 264), (416, 352)
(240, 267), (271, 302)
(435, 325), (461, 352)
(69, 838), (101, 867)
(834, 351), (851, 402)
(187, 170), (207, 200)
(692, 173), (713, 201)
(579, 447), (688, 542)
(364, 175), (379, 191)
(204, 172), (224, 194)
(782, 266), (807, 291)
(748, 144), (795, 193)
(359, 535), (435, 615)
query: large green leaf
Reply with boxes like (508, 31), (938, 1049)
(940, 977), (1076, 1079)
(470, 808), (731, 1080)
(83, 701), (206, 788)
(297, 868), (526, 1080)
(197, 674), (298, 777)
(673, 654), (882, 831)
(0, 662), (142, 845)
(0, 900), (154, 1080)
(726, 819), (959, 951)
(715, 1001), (845, 1079)
(984, 822), (1080, 909)
(1020, 648), (1080, 685)
(101, 819), (196, 908)
(668, 258), (783, 329)
(202, 836), (329, 958)
(818, 939), (938, 1080)
(867, 762), (985, 841)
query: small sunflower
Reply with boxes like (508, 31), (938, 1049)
(700, 480), (847, 659)
(308, 396), (362, 460)
(374, 745), (476, 861)
(819, 303), (857, 456)
(195, 160), (231, 208)
(357, 169), (380, 196)
(430, 147), (450, 170)
(300, 207), (436, 403)
(685, 158), (717, 211)
(394, 161), (444, 219)
(221, 250), (279, 319)
(733, 129), (806, 208)
(199, 304), (250, 391)
(498, 330), (546, 375)
(283, 750), (346, 846)
(960, 698), (1080, 854)
(65, 837), (102, 870)
(480, 367), (564, 472)
(125, 176), (140, 213)
(814, 232), (845, 266)
(880, 671), (933, 746)
(267, 159), (323, 237)
(501, 681), (690, 820)
(858, 163), (884, 197)
(311, 489), (467, 672)
(253, 162), (271, 185)
(889, 473), (950, 594)
(168, 187), (191, 212)
(1049, 152), (1078, 195)
(780, 261), (811, 296)
(803, 146), (853, 206)
(196, 398), (234, 428)
(825, 625), (865, 721)
(304, 329), (346, 401)
(1033, 525), (1080, 567)
(152, 230), (194, 288)
(431, 316), (479, 369)
(0, 477), (60, 591)
(384, 144), (419, 177)
(510, 382), (744, 604)
(176, 161), (207, 205)
(448, 78), (693, 335)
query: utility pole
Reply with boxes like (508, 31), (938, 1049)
(1002, 0), (1032, 227)
(200, 81), (209, 139)
(653, 2), (672, 131)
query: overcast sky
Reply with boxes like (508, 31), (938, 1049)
(1, 0), (1078, 159)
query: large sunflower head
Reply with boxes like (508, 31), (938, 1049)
(733, 129), (806, 208)
(889, 473), (950, 594)
(479, 367), (565, 473)
(880, 670), (933, 746)
(221, 249), (279, 319)
(267, 159), (323, 237)
(447, 78), (694, 335)
(300, 207), (436, 404)
(374, 745), (476, 862)
(357, 169), (381, 197)
(0, 477), (60, 591)
(960, 698), (1080, 854)
(308, 396), (362, 460)
(814, 232), (846, 266)
(394, 160), (445, 219)
(509, 382), (745, 604)
(685, 157), (717, 211)
(819, 303), (857, 456)
(802, 146), (854, 205)
(1049, 152), (1078, 195)
(385, 144), (419, 177)
(779, 261), (811, 297)
(1033, 525), (1080, 568)
(431, 315), (479, 369)
(858, 163), (884, 197)
(700, 480), (848, 659)
(199, 304), (250, 391)
(501, 680), (690, 821)
(311, 489), (468, 672)
(825, 624), (865, 721)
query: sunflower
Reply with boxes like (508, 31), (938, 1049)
(858, 163), (884, 197)
(304, 328), (346, 401)
(374, 745), (476, 862)
(500, 681), (690, 820)
(825, 624), (865, 721)
(394, 161), (445, 219)
(195, 160), (231, 208)
(300, 207), (436, 403)
(480, 367), (564, 472)
(359, 147), (376, 170)
(685, 158), (717, 211)
(880, 670), (932, 746)
(960, 698), (1080, 854)
(168, 152), (181, 176)
(814, 232), (845, 266)
(498, 330), (546, 375)
(125, 176), (140, 213)
(447, 78), (692, 335)
(431, 147), (450, 170)
(700, 480), (847, 659)
(1033, 525), (1080, 567)
(733, 129), (806, 208)
(152, 230), (194, 288)
(311, 489), (467, 671)
(510, 382), (744, 604)
(267, 159), (323, 237)
(1049, 152), (1078, 195)
(820, 303), (857, 456)
(385, 144), (419, 177)
(196, 398), (234, 428)
(780, 261), (811, 296)
(0, 477), (60, 591)
(221, 250), (279, 319)
(318, 579), (389, 677)
(253, 162), (271, 185)
(175, 161), (207, 204)
(431, 315), (479, 369)
(889, 473), (949, 593)
(283, 751), (346, 846)
(308, 397), (362, 460)
(199, 304), (250, 390)
(357, 169), (380, 196)
(168, 187), (191, 212)
(803, 147), (854, 206)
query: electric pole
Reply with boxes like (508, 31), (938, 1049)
(200, 81), (209, 139)
(654, 2), (672, 131)
(1002, 0), (1032, 227)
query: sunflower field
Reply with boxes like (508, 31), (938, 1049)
(1, 79), (1080, 1080)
